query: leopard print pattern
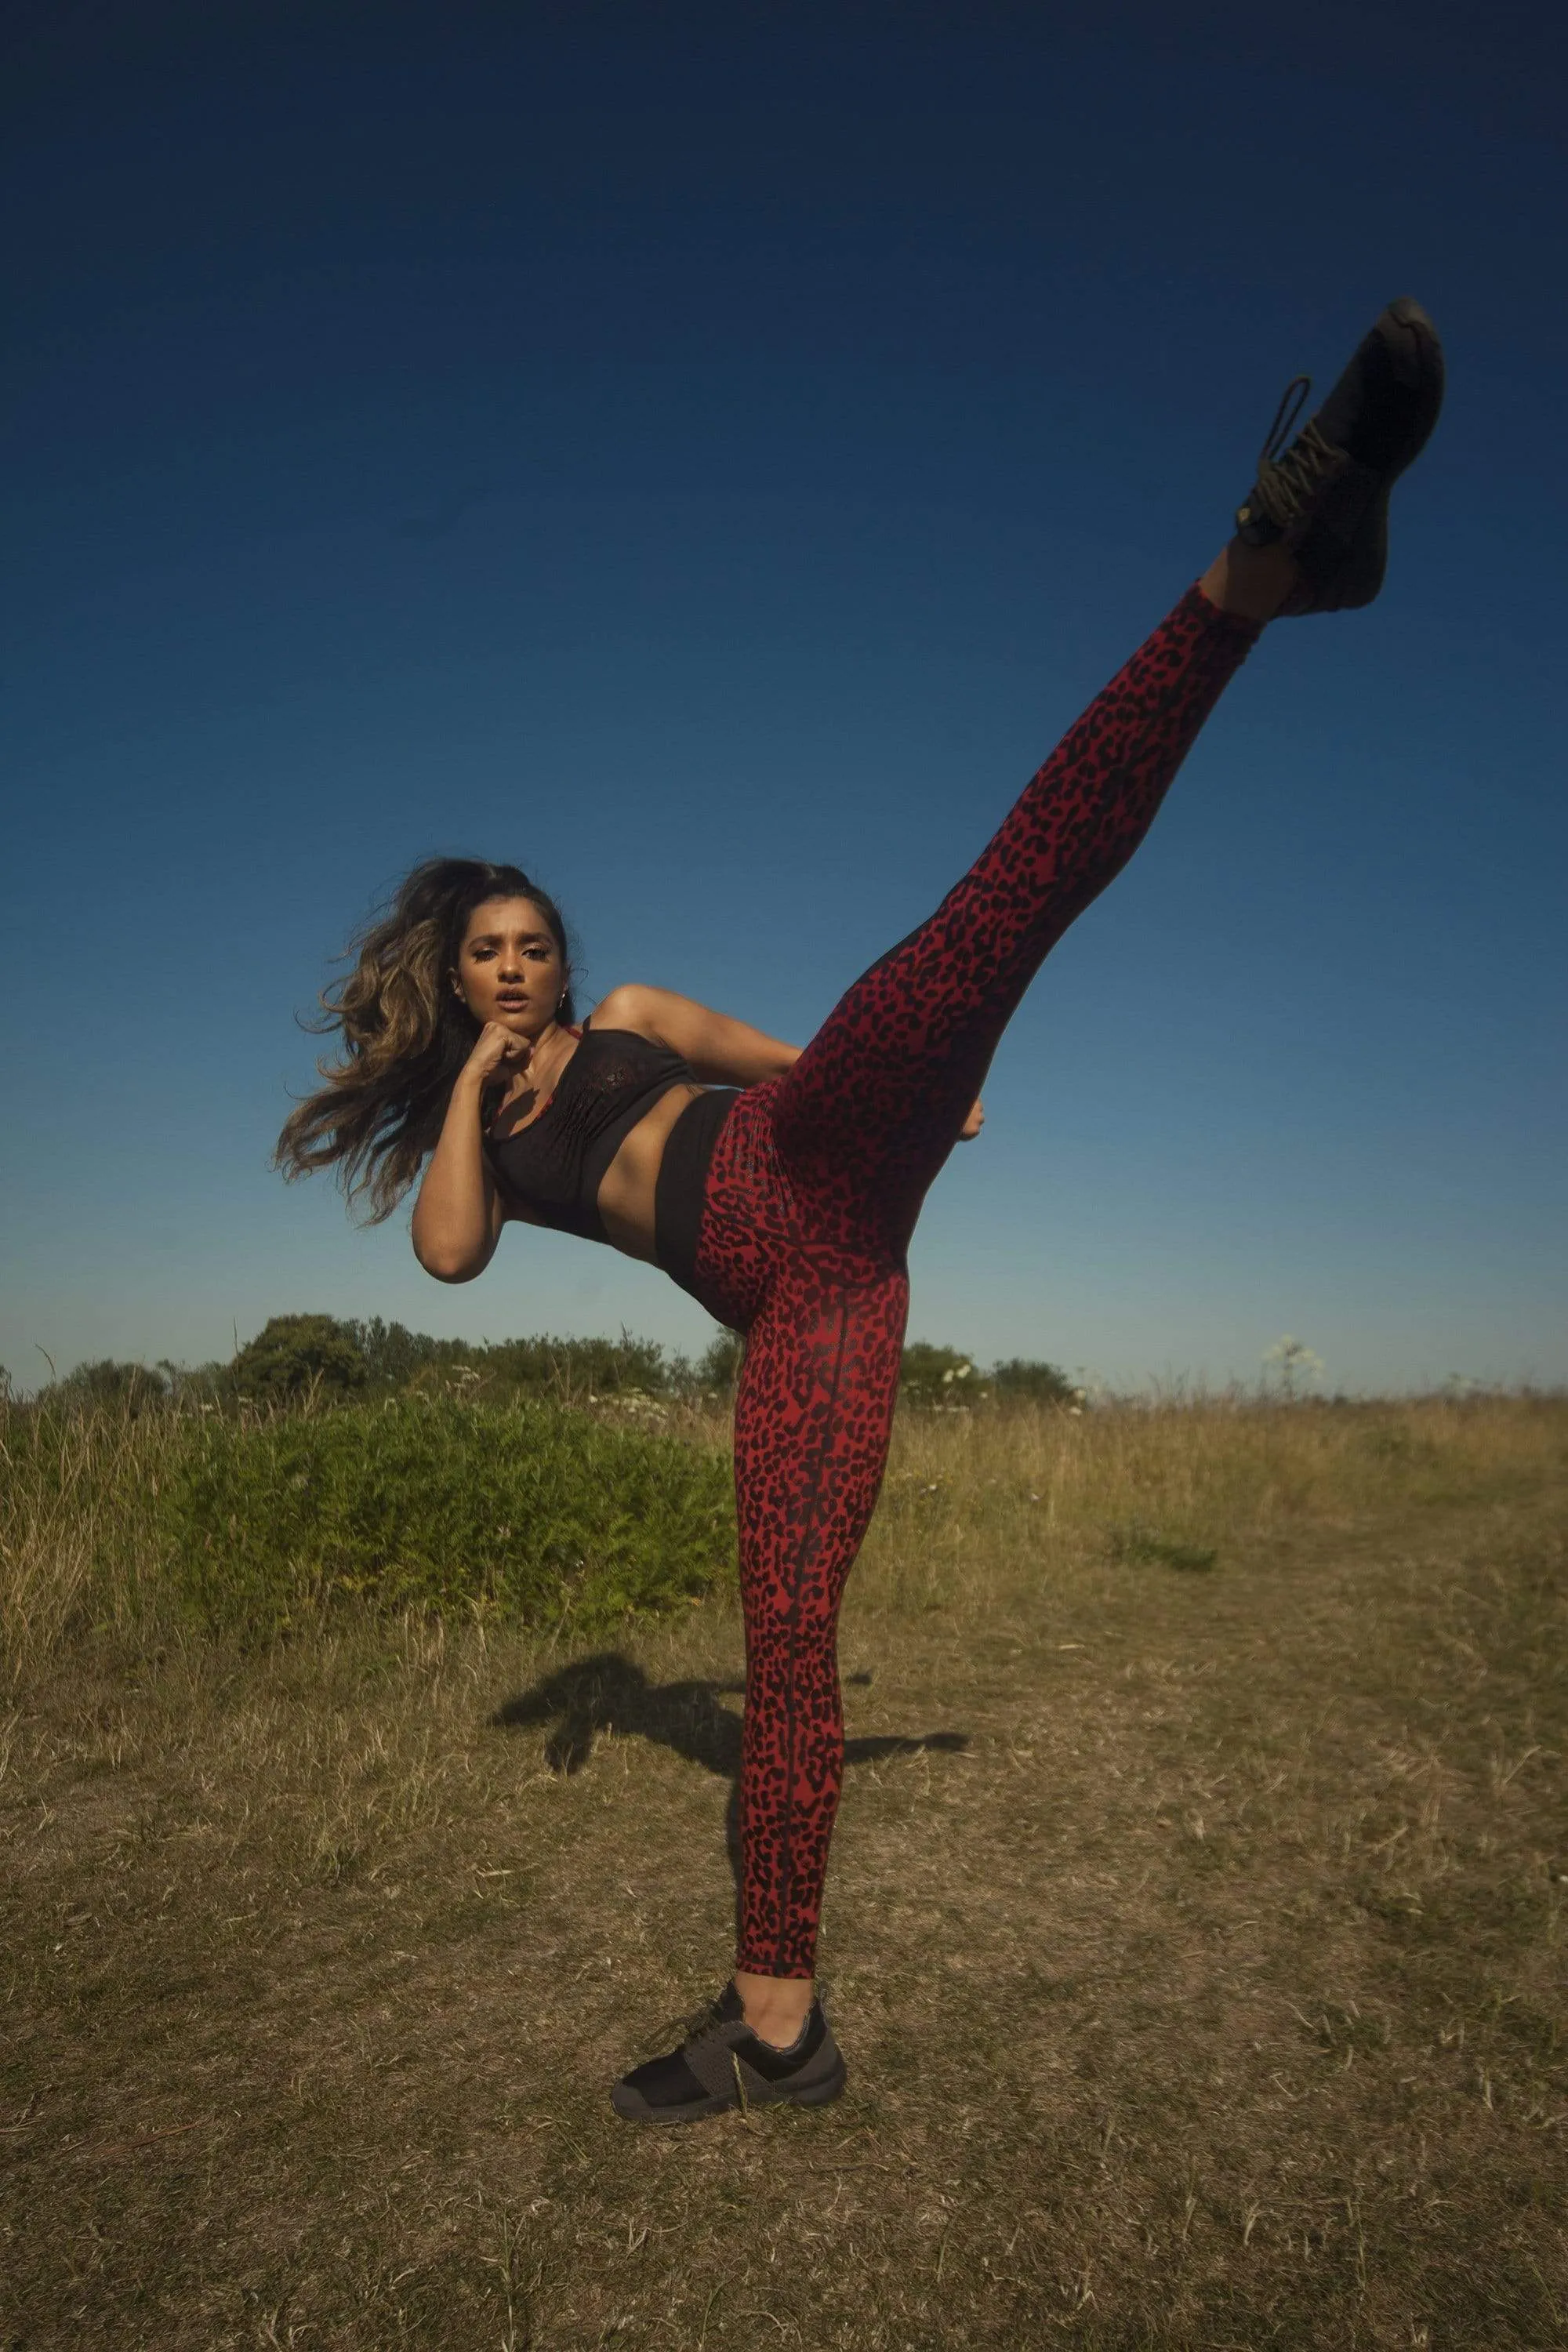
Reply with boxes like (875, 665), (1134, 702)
(688, 586), (1261, 1978)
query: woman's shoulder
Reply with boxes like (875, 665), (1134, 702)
(587, 983), (656, 1034)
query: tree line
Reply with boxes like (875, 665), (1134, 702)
(13, 1318), (1079, 1414)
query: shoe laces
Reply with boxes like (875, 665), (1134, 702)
(658, 1987), (737, 2049)
(1249, 374), (1345, 528)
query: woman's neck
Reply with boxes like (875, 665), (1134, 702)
(492, 1017), (579, 1123)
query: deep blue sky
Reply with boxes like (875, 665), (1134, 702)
(4, 1), (1564, 1394)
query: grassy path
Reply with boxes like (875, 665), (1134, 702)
(3, 1401), (1564, 2347)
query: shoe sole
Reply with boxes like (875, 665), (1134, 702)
(1376, 296), (1446, 476)
(1283, 297), (1446, 611)
(611, 2049), (848, 2126)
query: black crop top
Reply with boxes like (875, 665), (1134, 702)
(483, 1022), (699, 1245)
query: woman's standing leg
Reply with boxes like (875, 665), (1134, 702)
(728, 1253), (909, 1996)
(607, 1221), (907, 2120)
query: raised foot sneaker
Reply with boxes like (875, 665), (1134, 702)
(610, 1981), (848, 2125)
(1235, 297), (1445, 613)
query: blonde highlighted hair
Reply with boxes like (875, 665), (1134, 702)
(274, 858), (576, 1222)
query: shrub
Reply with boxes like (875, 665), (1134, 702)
(339, 1318), (680, 1403)
(45, 1359), (172, 1416)
(898, 1346), (1077, 1410)
(899, 1342), (979, 1406)
(344, 1317), (452, 1389)
(693, 1330), (745, 1395)
(989, 1357), (1076, 1407)
(466, 1332), (670, 1399)
(233, 1316), (368, 1403)
(154, 1394), (736, 1635)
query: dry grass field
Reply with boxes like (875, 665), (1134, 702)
(2, 1395), (1564, 2350)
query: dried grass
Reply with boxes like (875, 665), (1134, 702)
(2, 1395), (1564, 2348)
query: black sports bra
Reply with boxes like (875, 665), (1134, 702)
(482, 1021), (697, 1244)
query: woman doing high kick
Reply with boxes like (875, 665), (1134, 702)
(278, 300), (1444, 2123)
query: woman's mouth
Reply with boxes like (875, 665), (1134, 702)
(495, 994), (529, 1011)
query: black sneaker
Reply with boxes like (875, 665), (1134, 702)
(1235, 297), (1445, 613)
(610, 1981), (848, 2125)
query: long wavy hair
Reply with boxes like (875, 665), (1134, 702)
(274, 858), (578, 1222)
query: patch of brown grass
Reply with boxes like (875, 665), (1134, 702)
(2, 1396), (1565, 2348)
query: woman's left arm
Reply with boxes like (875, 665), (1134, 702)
(594, 984), (799, 1086)
(597, 982), (983, 1135)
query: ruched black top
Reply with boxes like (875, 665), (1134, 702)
(483, 1023), (694, 1243)
(481, 1018), (741, 1301)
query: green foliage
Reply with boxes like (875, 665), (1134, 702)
(157, 1358), (234, 1406)
(155, 1395), (736, 1635)
(692, 1330), (745, 1394)
(26, 1316), (750, 1423)
(31, 1321), (1080, 1426)
(452, 1331), (670, 1399)
(334, 1316), (684, 1402)
(46, 1359), (172, 1415)
(898, 1342), (979, 1405)
(343, 1317), (450, 1389)
(989, 1356), (1076, 1406)
(233, 1316), (368, 1404)
(898, 1343), (1078, 1410)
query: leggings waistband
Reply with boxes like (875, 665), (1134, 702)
(654, 1087), (741, 1303)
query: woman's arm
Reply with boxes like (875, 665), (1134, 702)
(594, 984), (800, 1087)
(410, 1025), (521, 1280)
(598, 982), (985, 1134)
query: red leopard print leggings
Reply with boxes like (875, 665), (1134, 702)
(682, 584), (1261, 1978)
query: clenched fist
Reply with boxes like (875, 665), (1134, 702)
(463, 1021), (534, 1085)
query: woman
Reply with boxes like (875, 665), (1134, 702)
(278, 301), (1443, 2125)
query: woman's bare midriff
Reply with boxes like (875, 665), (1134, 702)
(593, 1082), (707, 1261)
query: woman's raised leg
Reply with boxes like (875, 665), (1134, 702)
(771, 296), (1446, 1253)
(771, 576), (1267, 1250)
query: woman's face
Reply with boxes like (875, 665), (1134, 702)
(455, 897), (567, 1037)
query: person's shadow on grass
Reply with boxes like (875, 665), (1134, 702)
(489, 1651), (969, 1926)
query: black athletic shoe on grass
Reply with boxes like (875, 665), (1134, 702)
(1235, 297), (1445, 613)
(610, 1981), (848, 2125)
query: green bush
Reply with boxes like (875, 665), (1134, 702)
(456, 1330), (671, 1399)
(45, 1359), (172, 1416)
(335, 1317), (682, 1401)
(233, 1316), (368, 1403)
(899, 1342), (980, 1406)
(989, 1357), (1076, 1407)
(155, 1395), (736, 1635)
(898, 1345), (1077, 1410)
(691, 1330), (745, 1395)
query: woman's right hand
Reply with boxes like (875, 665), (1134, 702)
(463, 1021), (533, 1086)
(415, 1025), (526, 1281)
